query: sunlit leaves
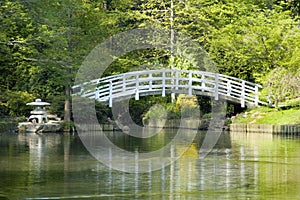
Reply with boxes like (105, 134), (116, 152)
(0, 1), (38, 91)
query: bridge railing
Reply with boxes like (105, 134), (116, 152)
(72, 69), (265, 107)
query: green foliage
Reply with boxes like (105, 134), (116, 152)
(46, 95), (66, 118)
(175, 94), (199, 118)
(0, 0), (124, 119)
(1, 0), (300, 122)
(95, 101), (112, 124)
(0, 90), (35, 117)
(59, 120), (75, 131)
(144, 104), (168, 120)
(0, 1), (40, 91)
(262, 68), (300, 107)
(286, 98), (300, 108)
(208, 2), (298, 82)
(143, 94), (199, 120)
(202, 113), (212, 119)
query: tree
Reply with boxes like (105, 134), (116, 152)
(20, 0), (122, 125)
(0, 0), (48, 117)
(0, 1), (41, 91)
(207, 2), (299, 81)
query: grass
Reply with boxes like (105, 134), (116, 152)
(233, 106), (300, 125)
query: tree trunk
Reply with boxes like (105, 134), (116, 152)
(64, 84), (71, 132)
(170, 0), (176, 103)
(63, 6), (72, 133)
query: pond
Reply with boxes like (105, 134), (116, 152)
(0, 129), (300, 199)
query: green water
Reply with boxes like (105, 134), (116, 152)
(0, 130), (300, 199)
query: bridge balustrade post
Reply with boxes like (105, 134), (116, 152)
(227, 80), (231, 96)
(201, 73), (205, 92)
(214, 74), (219, 100)
(149, 73), (153, 90)
(162, 71), (166, 97)
(254, 84), (259, 106)
(241, 80), (245, 108)
(122, 75), (126, 92)
(188, 71), (192, 96)
(175, 70), (179, 90)
(95, 89), (99, 100)
(109, 81), (113, 107)
(135, 75), (139, 100)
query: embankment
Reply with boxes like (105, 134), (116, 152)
(230, 123), (300, 135)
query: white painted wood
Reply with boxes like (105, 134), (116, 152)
(175, 70), (179, 90)
(201, 73), (205, 92)
(162, 71), (166, 97)
(149, 73), (153, 90)
(135, 75), (139, 100)
(241, 80), (245, 108)
(95, 89), (99, 99)
(188, 71), (192, 96)
(214, 74), (219, 101)
(226, 80), (231, 96)
(109, 81), (113, 107)
(122, 75), (126, 92)
(72, 69), (266, 107)
(254, 84), (259, 106)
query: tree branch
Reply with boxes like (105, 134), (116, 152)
(0, 40), (27, 46)
(23, 57), (65, 65)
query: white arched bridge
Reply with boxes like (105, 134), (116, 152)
(72, 69), (266, 108)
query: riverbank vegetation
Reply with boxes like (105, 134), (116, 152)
(233, 102), (300, 125)
(1, 0), (299, 126)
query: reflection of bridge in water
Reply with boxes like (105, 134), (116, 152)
(72, 69), (267, 108)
